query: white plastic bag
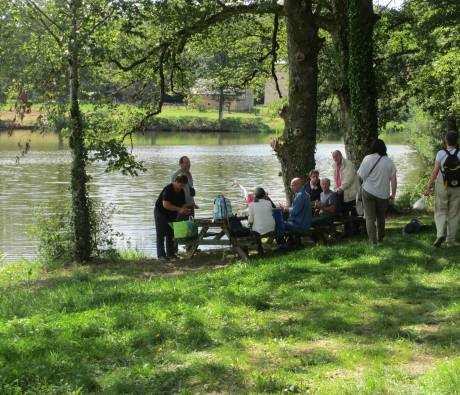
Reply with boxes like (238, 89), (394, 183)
(412, 196), (427, 211)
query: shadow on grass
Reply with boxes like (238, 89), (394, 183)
(2, 221), (460, 392)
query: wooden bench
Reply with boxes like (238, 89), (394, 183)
(175, 217), (263, 260)
(312, 215), (366, 242)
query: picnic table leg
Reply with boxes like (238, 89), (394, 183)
(234, 245), (249, 260)
(186, 225), (208, 259)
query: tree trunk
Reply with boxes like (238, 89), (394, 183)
(347, 0), (378, 166)
(218, 87), (224, 128)
(69, 0), (91, 262)
(331, 0), (353, 160)
(272, 0), (321, 203)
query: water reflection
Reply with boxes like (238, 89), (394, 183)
(0, 130), (421, 262)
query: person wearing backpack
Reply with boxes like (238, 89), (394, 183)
(425, 131), (460, 247)
(357, 139), (397, 244)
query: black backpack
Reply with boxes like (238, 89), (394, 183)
(442, 149), (460, 188)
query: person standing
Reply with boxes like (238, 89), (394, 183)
(171, 156), (197, 218)
(358, 139), (397, 244)
(332, 150), (360, 216)
(154, 174), (191, 260)
(426, 131), (460, 247)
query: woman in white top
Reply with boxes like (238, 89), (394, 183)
(248, 187), (276, 235)
(358, 139), (397, 244)
(426, 131), (460, 247)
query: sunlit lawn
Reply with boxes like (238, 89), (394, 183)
(1, 217), (460, 394)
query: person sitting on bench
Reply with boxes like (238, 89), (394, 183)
(280, 178), (312, 240)
(248, 187), (276, 236)
(312, 178), (337, 227)
(305, 169), (322, 202)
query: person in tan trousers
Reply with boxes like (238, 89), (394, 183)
(426, 131), (460, 248)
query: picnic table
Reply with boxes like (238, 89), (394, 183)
(175, 217), (262, 260)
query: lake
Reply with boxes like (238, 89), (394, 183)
(0, 130), (421, 262)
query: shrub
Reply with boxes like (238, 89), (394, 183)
(28, 196), (121, 266)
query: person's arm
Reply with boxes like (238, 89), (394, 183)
(289, 194), (305, 217)
(321, 193), (337, 214)
(425, 161), (441, 195)
(163, 200), (190, 214)
(322, 204), (336, 214)
(248, 205), (254, 224)
(390, 174), (397, 200)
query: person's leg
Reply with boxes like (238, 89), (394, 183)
(375, 196), (389, 242)
(165, 223), (175, 257)
(336, 191), (344, 216)
(154, 209), (168, 258)
(434, 181), (448, 244)
(446, 187), (460, 246)
(342, 200), (354, 236)
(283, 222), (302, 247)
(362, 189), (377, 244)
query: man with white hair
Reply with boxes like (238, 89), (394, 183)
(332, 150), (360, 217)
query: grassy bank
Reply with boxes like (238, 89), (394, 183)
(0, 104), (284, 134)
(1, 216), (460, 394)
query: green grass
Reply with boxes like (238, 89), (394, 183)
(1, 217), (460, 394)
(1, 103), (284, 133)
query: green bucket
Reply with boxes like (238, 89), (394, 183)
(172, 220), (197, 239)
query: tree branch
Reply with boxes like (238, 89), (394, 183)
(270, 14), (282, 99)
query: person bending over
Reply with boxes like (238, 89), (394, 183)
(332, 150), (360, 216)
(154, 174), (191, 260)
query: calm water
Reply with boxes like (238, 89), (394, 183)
(0, 130), (421, 262)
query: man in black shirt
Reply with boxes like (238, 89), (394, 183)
(305, 169), (322, 203)
(154, 174), (192, 259)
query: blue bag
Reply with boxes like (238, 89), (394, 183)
(272, 208), (285, 235)
(213, 195), (232, 220)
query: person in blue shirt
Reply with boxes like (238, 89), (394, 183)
(282, 177), (312, 233)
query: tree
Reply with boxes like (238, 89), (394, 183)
(406, 0), (460, 132)
(18, 0), (142, 262)
(188, 16), (275, 126)
(272, 0), (323, 201)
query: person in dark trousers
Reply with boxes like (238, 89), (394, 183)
(305, 169), (322, 202)
(312, 178), (337, 227)
(358, 139), (397, 244)
(154, 174), (191, 260)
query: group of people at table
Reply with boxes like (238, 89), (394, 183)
(154, 131), (460, 259)
(154, 139), (399, 260)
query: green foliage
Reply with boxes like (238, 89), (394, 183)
(28, 197), (121, 266)
(400, 0), (460, 128)
(185, 95), (209, 112)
